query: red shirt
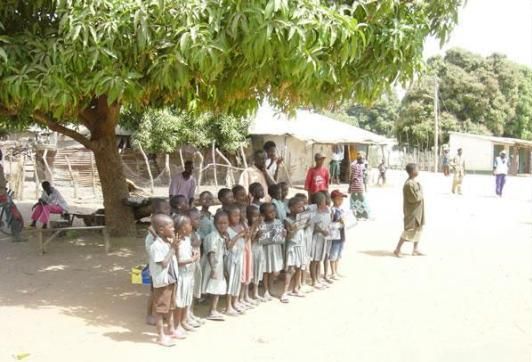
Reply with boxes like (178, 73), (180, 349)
(304, 166), (330, 194)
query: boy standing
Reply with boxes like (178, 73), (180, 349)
(329, 190), (347, 279)
(149, 214), (180, 346)
(394, 163), (425, 258)
(304, 153), (330, 200)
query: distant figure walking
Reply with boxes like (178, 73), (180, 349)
(394, 163), (425, 257)
(30, 181), (68, 229)
(493, 151), (509, 197)
(330, 144), (344, 185)
(450, 148), (465, 194)
(377, 159), (386, 186)
(349, 155), (369, 219)
(442, 149), (450, 176)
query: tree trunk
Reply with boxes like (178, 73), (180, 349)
(92, 131), (135, 236)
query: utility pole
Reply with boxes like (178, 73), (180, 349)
(434, 77), (439, 173)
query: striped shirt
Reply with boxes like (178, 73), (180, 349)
(349, 162), (365, 193)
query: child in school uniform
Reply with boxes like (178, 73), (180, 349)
(198, 191), (214, 240)
(329, 190), (347, 279)
(201, 211), (230, 321)
(225, 205), (247, 316)
(218, 188), (235, 212)
(310, 192), (332, 288)
(173, 215), (200, 338)
(269, 184), (287, 221)
(296, 193), (315, 292)
(145, 198), (171, 326)
(232, 184), (249, 207)
(281, 197), (306, 302)
(239, 206), (255, 307)
(170, 194), (189, 216)
(148, 214), (179, 346)
(249, 182), (265, 209)
(258, 203), (285, 300)
(187, 208), (205, 327)
(279, 181), (289, 205)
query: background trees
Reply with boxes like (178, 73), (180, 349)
(0, 0), (463, 235)
(333, 48), (532, 149)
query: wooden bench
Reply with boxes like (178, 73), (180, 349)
(38, 225), (110, 255)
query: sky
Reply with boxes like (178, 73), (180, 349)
(424, 0), (532, 66)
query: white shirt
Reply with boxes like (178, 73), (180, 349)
(494, 156), (509, 175)
(149, 237), (178, 288)
(41, 187), (68, 211)
(265, 158), (278, 180)
(331, 147), (344, 162)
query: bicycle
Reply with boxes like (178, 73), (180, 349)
(0, 189), (24, 240)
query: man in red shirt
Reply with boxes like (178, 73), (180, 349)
(304, 153), (330, 200)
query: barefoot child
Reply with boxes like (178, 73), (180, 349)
(201, 211), (229, 320)
(258, 203), (285, 300)
(281, 197), (306, 302)
(249, 182), (265, 209)
(187, 208), (205, 327)
(145, 199), (171, 326)
(173, 215), (200, 338)
(310, 192), (331, 288)
(394, 163), (425, 257)
(198, 191), (214, 240)
(239, 206), (255, 308)
(329, 190), (347, 279)
(148, 214), (179, 346)
(225, 205), (246, 316)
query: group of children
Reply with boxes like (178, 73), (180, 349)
(146, 181), (348, 346)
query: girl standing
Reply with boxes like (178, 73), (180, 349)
(258, 203), (285, 300)
(310, 192), (331, 288)
(201, 211), (229, 321)
(198, 191), (215, 240)
(225, 206), (247, 316)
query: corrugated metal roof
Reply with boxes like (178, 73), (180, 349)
(249, 104), (387, 145)
(449, 132), (532, 147)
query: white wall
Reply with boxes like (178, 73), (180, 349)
(448, 134), (509, 172)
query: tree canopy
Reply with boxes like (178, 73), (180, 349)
(0, 0), (463, 235)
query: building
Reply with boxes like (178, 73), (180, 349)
(448, 132), (532, 175)
(248, 104), (387, 183)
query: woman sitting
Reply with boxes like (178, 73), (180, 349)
(31, 181), (68, 229)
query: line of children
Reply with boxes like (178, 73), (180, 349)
(145, 186), (349, 345)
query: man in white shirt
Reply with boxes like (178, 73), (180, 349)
(169, 160), (197, 206)
(30, 181), (68, 229)
(330, 144), (344, 185)
(263, 141), (282, 184)
(493, 151), (509, 197)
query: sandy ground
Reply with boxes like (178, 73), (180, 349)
(0, 171), (531, 362)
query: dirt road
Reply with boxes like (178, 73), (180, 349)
(0, 171), (530, 362)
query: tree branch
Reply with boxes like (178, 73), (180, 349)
(33, 111), (94, 149)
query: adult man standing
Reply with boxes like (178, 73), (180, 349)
(169, 160), (197, 206)
(450, 148), (466, 194)
(304, 153), (330, 200)
(239, 150), (271, 202)
(394, 163), (425, 257)
(330, 144), (344, 185)
(493, 151), (509, 197)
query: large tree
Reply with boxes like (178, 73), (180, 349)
(0, 0), (462, 235)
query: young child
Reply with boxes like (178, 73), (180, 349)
(173, 215), (200, 338)
(187, 208), (205, 327)
(269, 184), (287, 221)
(198, 191), (214, 240)
(170, 194), (189, 216)
(232, 184), (249, 207)
(310, 192), (332, 288)
(218, 188), (235, 212)
(239, 207), (255, 308)
(258, 203), (285, 300)
(201, 211), (230, 321)
(297, 193), (315, 292)
(249, 182), (265, 209)
(225, 205), (246, 316)
(328, 190), (347, 279)
(281, 197), (306, 302)
(148, 214), (179, 346)
(279, 181), (289, 205)
(145, 198), (171, 326)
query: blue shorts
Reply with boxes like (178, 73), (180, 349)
(328, 240), (345, 261)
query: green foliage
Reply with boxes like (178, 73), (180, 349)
(122, 109), (249, 154)
(0, 0), (463, 121)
